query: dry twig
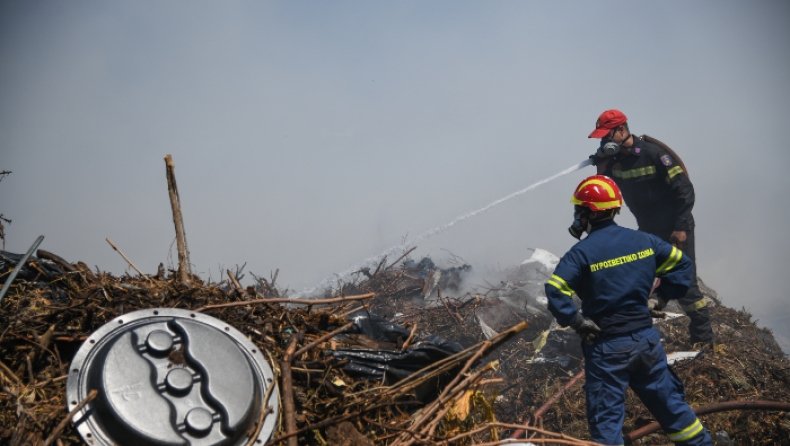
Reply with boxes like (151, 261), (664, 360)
(42, 389), (98, 446)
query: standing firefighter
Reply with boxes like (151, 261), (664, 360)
(588, 110), (713, 345)
(545, 175), (712, 445)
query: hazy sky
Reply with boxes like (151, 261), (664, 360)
(2, 1), (789, 349)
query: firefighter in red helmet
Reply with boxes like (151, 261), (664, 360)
(545, 175), (713, 445)
(588, 110), (713, 346)
(567, 175), (623, 240)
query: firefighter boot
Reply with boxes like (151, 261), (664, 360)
(687, 306), (714, 345)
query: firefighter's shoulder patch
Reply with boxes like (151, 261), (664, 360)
(660, 155), (673, 166)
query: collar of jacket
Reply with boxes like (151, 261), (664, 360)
(613, 135), (643, 161)
(589, 219), (617, 234)
(627, 135), (644, 156)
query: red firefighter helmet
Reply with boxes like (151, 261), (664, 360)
(570, 175), (623, 211)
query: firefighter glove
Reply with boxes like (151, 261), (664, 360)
(648, 297), (668, 318)
(571, 313), (601, 345)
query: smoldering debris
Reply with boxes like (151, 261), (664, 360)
(352, 251), (790, 444)
(1, 247), (789, 446)
(0, 248), (589, 446)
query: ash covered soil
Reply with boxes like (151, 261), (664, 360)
(1, 250), (789, 445)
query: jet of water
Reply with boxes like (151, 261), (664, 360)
(295, 158), (593, 297)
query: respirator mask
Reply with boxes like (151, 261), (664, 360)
(597, 140), (621, 157)
(568, 207), (592, 240)
(595, 127), (631, 158)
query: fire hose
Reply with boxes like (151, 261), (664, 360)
(623, 400), (790, 443)
(510, 369), (790, 443)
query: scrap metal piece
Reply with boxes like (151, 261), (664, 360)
(0, 235), (44, 304)
(66, 308), (278, 446)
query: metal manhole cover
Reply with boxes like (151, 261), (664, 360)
(66, 308), (278, 445)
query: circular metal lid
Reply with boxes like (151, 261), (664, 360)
(67, 308), (278, 446)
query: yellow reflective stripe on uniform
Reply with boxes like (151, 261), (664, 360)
(547, 279), (571, 297)
(667, 165), (684, 180)
(547, 274), (574, 297)
(667, 418), (704, 442)
(611, 165), (656, 180)
(656, 246), (682, 275)
(682, 299), (707, 312)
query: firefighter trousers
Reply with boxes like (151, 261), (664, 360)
(582, 326), (712, 445)
(639, 222), (713, 344)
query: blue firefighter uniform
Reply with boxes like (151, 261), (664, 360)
(545, 220), (712, 445)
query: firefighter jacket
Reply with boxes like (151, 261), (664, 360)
(602, 136), (695, 233)
(545, 220), (694, 335)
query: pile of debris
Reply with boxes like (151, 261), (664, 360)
(0, 248), (593, 446)
(1, 245), (789, 445)
(349, 250), (790, 444)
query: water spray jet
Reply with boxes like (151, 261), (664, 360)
(296, 158), (593, 297)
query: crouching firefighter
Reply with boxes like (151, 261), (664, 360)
(545, 175), (712, 445)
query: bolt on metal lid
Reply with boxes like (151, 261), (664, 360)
(67, 308), (278, 446)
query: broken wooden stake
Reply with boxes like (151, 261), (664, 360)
(164, 155), (191, 284)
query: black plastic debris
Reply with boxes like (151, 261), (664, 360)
(402, 257), (472, 291)
(402, 258), (437, 279)
(1, 250), (65, 283)
(327, 312), (464, 386)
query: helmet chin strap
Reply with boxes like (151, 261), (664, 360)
(616, 128), (633, 149)
(621, 133), (633, 152)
